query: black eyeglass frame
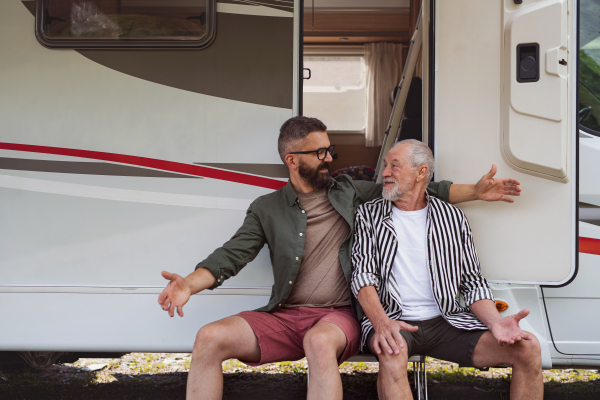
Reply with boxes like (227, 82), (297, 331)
(288, 145), (337, 160)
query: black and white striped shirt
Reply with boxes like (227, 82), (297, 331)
(351, 193), (494, 351)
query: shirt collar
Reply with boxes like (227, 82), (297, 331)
(384, 191), (431, 219)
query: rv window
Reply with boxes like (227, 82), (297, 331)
(36, 0), (214, 48)
(579, 0), (600, 135)
(303, 55), (366, 132)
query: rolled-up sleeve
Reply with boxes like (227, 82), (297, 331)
(351, 206), (381, 297)
(458, 213), (495, 306)
(195, 201), (267, 290)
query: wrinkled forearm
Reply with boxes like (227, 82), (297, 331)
(448, 184), (477, 204)
(357, 285), (390, 329)
(470, 299), (502, 329)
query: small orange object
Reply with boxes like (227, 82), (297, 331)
(495, 300), (509, 312)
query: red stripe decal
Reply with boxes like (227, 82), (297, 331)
(0, 142), (286, 190)
(579, 237), (600, 256)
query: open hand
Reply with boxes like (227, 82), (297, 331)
(158, 271), (192, 317)
(372, 319), (418, 355)
(475, 164), (521, 203)
(489, 308), (534, 346)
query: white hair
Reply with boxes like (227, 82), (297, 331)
(390, 139), (435, 183)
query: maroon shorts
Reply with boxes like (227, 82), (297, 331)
(237, 306), (361, 366)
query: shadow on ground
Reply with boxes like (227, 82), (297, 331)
(1, 367), (599, 400)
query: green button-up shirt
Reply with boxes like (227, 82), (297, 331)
(196, 175), (451, 320)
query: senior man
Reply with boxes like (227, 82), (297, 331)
(158, 117), (521, 400)
(351, 139), (542, 400)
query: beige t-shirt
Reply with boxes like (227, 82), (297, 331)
(284, 188), (352, 308)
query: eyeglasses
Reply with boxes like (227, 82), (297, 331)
(289, 145), (337, 160)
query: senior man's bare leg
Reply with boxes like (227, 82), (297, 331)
(303, 322), (348, 400)
(187, 316), (260, 400)
(371, 336), (413, 400)
(472, 331), (543, 400)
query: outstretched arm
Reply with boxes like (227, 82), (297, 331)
(448, 164), (521, 204)
(470, 300), (533, 345)
(158, 268), (216, 317)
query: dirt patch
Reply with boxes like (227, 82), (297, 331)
(0, 353), (599, 399)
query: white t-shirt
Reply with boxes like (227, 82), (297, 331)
(391, 205), (441, 321)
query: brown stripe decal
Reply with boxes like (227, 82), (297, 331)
(0, 157), (200, 178)
(195, 163), (289, 178)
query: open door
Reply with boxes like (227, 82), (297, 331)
(427, 0), (576, 284)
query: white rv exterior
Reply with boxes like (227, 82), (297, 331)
(0, 0), (300, 359)
(1, 0), (599, 370)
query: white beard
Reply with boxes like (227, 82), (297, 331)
(382, 179), (403, 201)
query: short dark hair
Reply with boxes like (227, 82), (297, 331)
(278, 116), (327, 162)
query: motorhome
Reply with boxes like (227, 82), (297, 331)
(0, 0), (598, 378)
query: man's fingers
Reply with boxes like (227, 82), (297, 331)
(379, 336), (394, 355)
(499, 196), (515, 203)
(521, 331), (534, 341)
(383, 332), (400, 354)
(161, 271), (173, 280)
(399, 322), (418, 332)
(484, 164), (497, 180)
(514, 308), (530, 322)
(177, 305), (184, 318)
(391, 329), (405, 350)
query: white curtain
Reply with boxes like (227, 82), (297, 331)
(364, 43), (404, 147)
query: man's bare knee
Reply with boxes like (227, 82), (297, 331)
(304, 329), (340, 358)
(515, 335), (541, 367)
(193, 323), (229, 360)
(378, 347), (409, 380)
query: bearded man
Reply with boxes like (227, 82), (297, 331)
(352, 140), (542, 400)
(158, 117), (521, 400)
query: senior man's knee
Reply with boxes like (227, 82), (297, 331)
(303, 328), (342, 357)
(378, 349), (410, 379)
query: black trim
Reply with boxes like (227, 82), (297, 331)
(299, 0), (304, 116)
(579, 124), (600, 137)
(427, 0), (435, 155)
(35, 0), (216, 49)
(541, 288), (600, 356)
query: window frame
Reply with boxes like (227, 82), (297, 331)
(578, 0), (600, 137)
(303, 45), (367, 134)
(34, 0), (216, 49)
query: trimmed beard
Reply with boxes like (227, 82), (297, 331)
(299, 159), (331, 190)
(382, 178), (403, 201)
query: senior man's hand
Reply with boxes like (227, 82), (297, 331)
(371, 318), (418, 355)
(489, 309), (534, 346)
(475, 164), (522, 203)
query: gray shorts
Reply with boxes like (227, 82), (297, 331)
(365, 316), (487, 368)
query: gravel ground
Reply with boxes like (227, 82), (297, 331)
(1, 353), (599, 399)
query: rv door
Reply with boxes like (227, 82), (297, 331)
(425, 0), (576, 284)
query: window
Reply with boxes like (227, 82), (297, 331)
(579, 0), (600, 135)
(303, 47), (366, 132)
(36, 0), (215, 48)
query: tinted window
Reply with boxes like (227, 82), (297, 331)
(579, 0), (600, 134)
(38, 0), (213, 48)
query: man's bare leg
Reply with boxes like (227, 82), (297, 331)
(373, 335), (413, 400)
(187, 316), (260, 400)
(472, 331), (543, 400)
(303, 322), (347, 400)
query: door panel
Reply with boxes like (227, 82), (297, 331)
(432, 0), (576, 284)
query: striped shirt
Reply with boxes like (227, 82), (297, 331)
(351, 193), (494, 351)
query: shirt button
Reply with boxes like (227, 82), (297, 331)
(217, 279), (220, 282)
(299, 233), (303, 236)
(302, 210), (306, 213)
(278, 303), (282, 307)
(289, 281), (293, 285)
(295, 257), (299, 260)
